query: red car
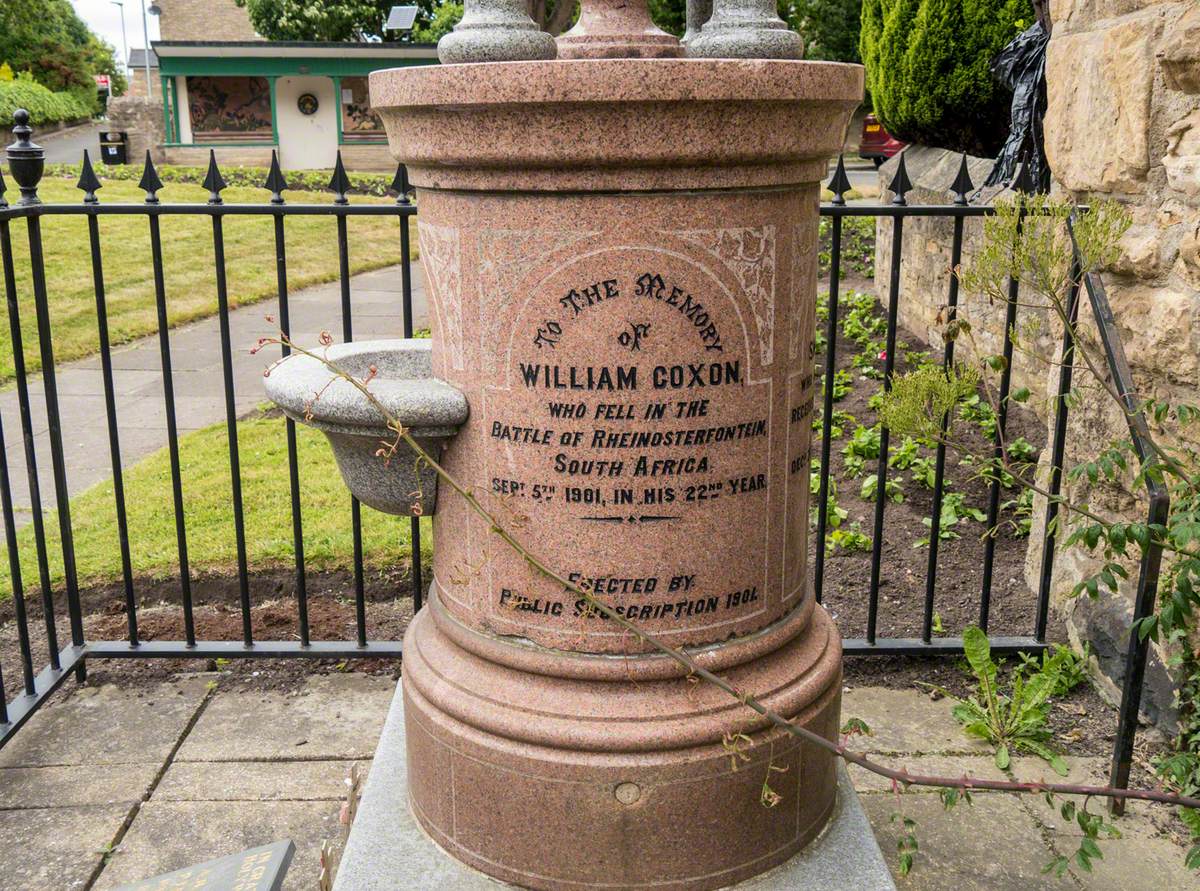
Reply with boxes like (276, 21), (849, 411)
(859, 113), (906, 167)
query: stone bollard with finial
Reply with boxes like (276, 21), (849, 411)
(6, 109), (45, 206)
(685, 0), (803, 59)
(556, 0), (682, 58)
(436, 0), (557, 64)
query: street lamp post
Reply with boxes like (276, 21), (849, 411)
(111, 1), (129, 78)
(138, 1), (154, 100)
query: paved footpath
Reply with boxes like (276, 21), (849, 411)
(0, 265), (428, 529)
(0, 677), (1192, 890)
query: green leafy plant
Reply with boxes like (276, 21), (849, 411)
(861, 472), (904, 504)
(915, 492), (986, 547)
(1017, 643), (1088, 697)
(830, 521), (872, 552)
(910, 455), (939, 489)
(930, 626), (1071, 775)
(841, 291), (887, 346)
(815, 408), (856, 439)
(888, 435), (920, 470)
(818, 220), (876, 279)
(822, 368), (854, 402)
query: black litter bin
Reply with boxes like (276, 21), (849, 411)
(100, 131), (127, 165)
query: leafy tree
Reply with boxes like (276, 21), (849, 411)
(860, 0), (1033, 155)
(783, 0), (862, 62)
(650, 0), (686, 37)
(85, 35), (128, 97)
(0, 0), (91, 91)
(411, 2), (464, 43)
(0, 0), (121, 111)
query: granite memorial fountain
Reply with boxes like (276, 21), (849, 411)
(265, 2), (895, 887)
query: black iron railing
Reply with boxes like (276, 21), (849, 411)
(0, 113), (1163, 802)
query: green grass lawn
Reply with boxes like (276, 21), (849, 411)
(1, 413), (430, 596)
(0, 176), (415, 385)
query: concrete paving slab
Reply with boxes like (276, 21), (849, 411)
(0, 679), (210, 768)
(1043, 829), (1200, 890)
(860, 791), (1068, 890)
(847, 754), (1008, 794)
(91, 799), (340, 891)
(175, 674), (393, 762)
(1010, 755), (1108, 789)
(0, 763), (159, 808)
(0, 804), (132, 891)
(155, 759), (370, 802)
(843, 687), (990, 755)
(51, 367), (165, 398)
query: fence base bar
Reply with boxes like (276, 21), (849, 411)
(0, 645), (87, 750)
(843, 636), (1048, 657)
(84, 640), (404, 659)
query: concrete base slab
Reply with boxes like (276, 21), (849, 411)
(335, 682), (896, 891)
(0, 805), (133, 891)
(861, 792), (1060, 890)
(92, 799), (340, 891)
(0, 679), (211, 768)
(0, 763), (159, 808)
(174, 674), (395, 762)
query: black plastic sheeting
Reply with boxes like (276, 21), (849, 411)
(984, 21), (1051, 194)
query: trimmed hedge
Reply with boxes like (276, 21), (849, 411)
(0, 79), (93, 128)
(42, 161), (399, 198)
(860, 0), (1033, 156)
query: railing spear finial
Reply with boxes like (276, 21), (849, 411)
(202, 150), (227, 205)
(888, 150), (913, 207)
(950, 153), (974, 206)
(76, 150), (103, 205)
(265, 151), (290, 206)
(390, 163), (412, 206)
(328, 152), (351, 206)
(826, 154), (852, 207)
(138, 151), (164, 205)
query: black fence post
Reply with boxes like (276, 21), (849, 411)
(8, 110), (87, 678)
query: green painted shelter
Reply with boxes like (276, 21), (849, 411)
(153, 40), (439, 170)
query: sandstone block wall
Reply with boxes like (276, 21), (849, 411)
(1038, 0), (1199, 726)
(872, 1), (1199, 727)
(105, 96), (166, 166)
(155, 0), (259, 41)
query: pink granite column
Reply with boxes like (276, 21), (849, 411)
(372, 58), (862, 891)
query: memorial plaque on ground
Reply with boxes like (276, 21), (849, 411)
(111, 840), (293, 891)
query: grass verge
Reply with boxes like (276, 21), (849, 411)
(0, 177), (415, 385)
(1, 413), (431, 597)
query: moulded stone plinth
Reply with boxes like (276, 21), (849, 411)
(333, 674), (898, 891)
(398, 589), (842, 891)
(369, 55), (862, 890)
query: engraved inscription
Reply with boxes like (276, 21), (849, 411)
(483, 256), (785, 639)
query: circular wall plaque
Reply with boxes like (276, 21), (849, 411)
(297, 93), (319, 116)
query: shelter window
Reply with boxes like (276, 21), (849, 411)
(340, 76), (385, 142)
(187, 76), (273, 141)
